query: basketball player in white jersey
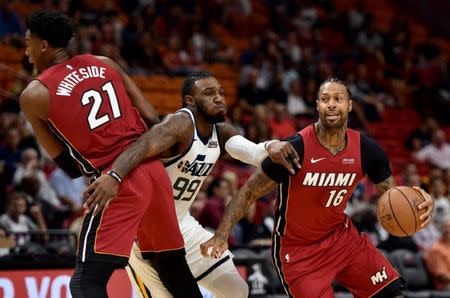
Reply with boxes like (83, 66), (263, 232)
(83, 71), (300, 297)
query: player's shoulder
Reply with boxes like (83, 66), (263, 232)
(20, 80), (49, 102)
(215, 122), (239, 138)
(359, 131), (380, 147)
(19, 80), (50, 118)
(164, 111), (194, 131)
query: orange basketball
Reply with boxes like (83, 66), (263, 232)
(376, 186), (426, 237)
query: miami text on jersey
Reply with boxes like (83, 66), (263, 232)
(177, 154), (214, 177)
(302, 172), (357, 187)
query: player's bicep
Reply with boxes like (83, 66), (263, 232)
(143, 113), (191, 157)
(243, 167), (280, 199)
(20, 88), (65, 158)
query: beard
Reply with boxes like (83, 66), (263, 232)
(197, 104), (226, 124)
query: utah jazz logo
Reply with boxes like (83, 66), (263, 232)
(177, 154), (214, 177)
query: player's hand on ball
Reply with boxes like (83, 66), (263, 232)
(200, 235), (228, 259)
(413, 186), (434, 229)
(83, 174), (120, 216)
(267, 141), (301, 175)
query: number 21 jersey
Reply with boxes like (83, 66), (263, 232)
(161, 108), (221, 221)
(36, 54), (147, 176)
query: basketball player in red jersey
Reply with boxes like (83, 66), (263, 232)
(201, 78), (435, 297)
(19, 10), (201, 298)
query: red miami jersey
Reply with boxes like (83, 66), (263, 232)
(262, 124), (391, 245)
(36, 54), (147, 175)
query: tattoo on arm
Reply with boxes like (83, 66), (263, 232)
(112, 114), (189, 177)
(215, 168), (279, 239)
(375, 176), (397, 197)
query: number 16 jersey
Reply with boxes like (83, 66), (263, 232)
(161, 108), (221, 221)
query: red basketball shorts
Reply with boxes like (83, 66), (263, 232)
(271, 219), (401, 297)
(77, 157), (184, 265)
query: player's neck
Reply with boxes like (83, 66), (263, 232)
(195, 114), (214, 140)
(315, 121), (347, 155)
(41, 49), (70, 72)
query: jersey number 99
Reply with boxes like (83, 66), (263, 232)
(173, 177), (201, 201)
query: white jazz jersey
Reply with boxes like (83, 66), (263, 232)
(160, 108), (221, 221)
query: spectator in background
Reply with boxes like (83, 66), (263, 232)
(286, 77), (310, 117)
(0, 0), (23, 41)
(424, 217), (450, 290)
(189, 191), (207, 222)
(405, 117), (439, 151)
(198, 177), (232, 231)
(0, 127), (22, 183)
(431, 178), (450, 224)
(13, 148), (63, 210)
(49, 168), (87, 215)
(238, 68), (268, 107)
(0, 225), (14, 256)
(414, 129), (450, 170)
(0, 192), (47, 249)
(268, 103), (296, 139)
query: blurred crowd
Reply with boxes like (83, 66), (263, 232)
(1, 0), (450, 291)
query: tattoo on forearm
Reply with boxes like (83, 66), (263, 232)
(375, 176), (397, 196)
(216, 169), (278, 238)
(113, 133), (152, 177)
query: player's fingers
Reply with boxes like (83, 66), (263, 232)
(83, 189), (97, 211)
(419, 204), (433, 221)
(200, 242), (211, 257)
(82, 183), (95, 201)
(86, 189), (101, 214)
(420, 216), (432, 229)
(282, 155), (295, 174)
(93, 198), (107, 217)
(287, 143), (300, 161)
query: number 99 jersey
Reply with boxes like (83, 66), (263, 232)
(160, 108), (221, 221)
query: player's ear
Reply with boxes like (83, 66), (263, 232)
(349, 99), (352, 112)
(184, 95), (194, 108)
(41, 40), (49, 53)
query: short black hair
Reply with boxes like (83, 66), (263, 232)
(181, 71), (214, 107)
(26, 9), (75, 48)
(317, 77), (352, 100)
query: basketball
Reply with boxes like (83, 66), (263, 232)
(376, 186), (426, 237)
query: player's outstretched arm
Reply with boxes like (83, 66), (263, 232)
(200, 168), (279, 258)
(83, 113), (192, 215)
(375, 176), (434, 229)
(218, 123), (300, 173)
(96, 56), (159, 127)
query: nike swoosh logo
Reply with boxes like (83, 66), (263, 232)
(311, 157), (325, 163)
